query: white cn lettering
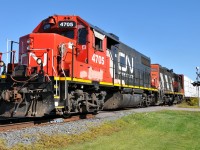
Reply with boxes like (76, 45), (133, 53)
(127, 56), (134, 73)
(118, 52), (134, 73)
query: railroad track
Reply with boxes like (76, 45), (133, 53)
(0, 114), (94, 132)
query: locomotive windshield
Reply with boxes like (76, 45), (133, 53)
(42, 23), (75, 39)
(60, 30), (74, 39)
(41, 19), (75, 40)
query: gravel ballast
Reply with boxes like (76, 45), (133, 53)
(0, 106), (200, 147)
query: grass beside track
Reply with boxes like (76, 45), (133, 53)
(177, 98), (199, 108)
(177, 100), (199, 108)
(65, 111), (200, 150)
(1, 110), (200, 150)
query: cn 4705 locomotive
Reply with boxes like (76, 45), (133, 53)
(0, 15), (184, 118)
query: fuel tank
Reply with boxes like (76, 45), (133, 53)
(103, 92), (142, 109)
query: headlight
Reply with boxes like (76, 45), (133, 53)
(27, 38), (33, 50)
(27, 39), (31, 44)
(36, 58), (42, 65)
(0, 61), (4, 67)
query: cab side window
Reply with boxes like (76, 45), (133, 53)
(95, 37), (102, 50)
(78, 28), (87, 45)
(93, 30), (105, 51)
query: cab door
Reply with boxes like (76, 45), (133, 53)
(76, 20), (88, 63)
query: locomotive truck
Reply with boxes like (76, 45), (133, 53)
(0, 15), (184, 118)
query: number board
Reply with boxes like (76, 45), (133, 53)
(58, 21), (76, 28)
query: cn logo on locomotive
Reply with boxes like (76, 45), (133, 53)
(29, 52), (47, 67)
(118, 52), (134, 73)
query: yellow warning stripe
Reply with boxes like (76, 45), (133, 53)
(100, 82), (157, 91)
(175, 92), (184, 95)
(54, 95), (60, 99)
(54, 77), (92, 83)
(55, 106), (64, 109)
(54, 77), (60, 80)
(99, 81), (113, 86)
(54, 77), (158, 92)
(1, 75), (6, 78)
(165, 92), (184, 95)
(99, 82), (157, 91)
(72, 78), (92, 83)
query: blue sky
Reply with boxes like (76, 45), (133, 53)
(0, 0), (200, 80)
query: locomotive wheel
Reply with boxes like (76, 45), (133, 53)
(138, 101), (143, 108)
(138, 100), (145, 108)
(143, 94), (149, 107)
(145, 96), (151, 107)
(168, 98), (174, 106)
(62, 113), (71, 118)
(92, 110), (98, 115)
(145, 99), (150, 107)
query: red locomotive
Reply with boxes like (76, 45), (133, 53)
(0, 15), (184, 118)
(151, 64), (184, 105)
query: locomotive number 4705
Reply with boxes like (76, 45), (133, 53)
(58, 21), (76, 28)
(92, 54), (104, 65)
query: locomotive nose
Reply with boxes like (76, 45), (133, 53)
(0, 93), (55, 118)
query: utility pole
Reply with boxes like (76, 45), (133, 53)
(196, 67), (200, 107)
(192, 67), (200, 107)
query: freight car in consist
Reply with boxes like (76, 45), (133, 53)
(180, 75), (198, 99)
(0, 15), (184, 118)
